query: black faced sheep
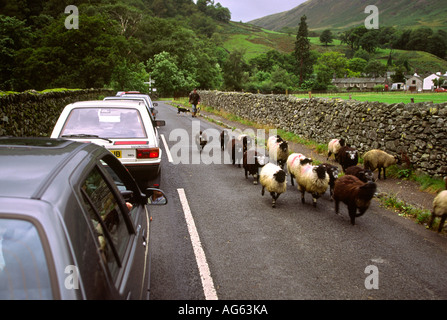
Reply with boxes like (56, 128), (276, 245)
(227, 138), (244, 167)
(195, 131), (208, 153)
(336, 145), (358, 172)
(295, 163), (330, 207)
(266, 135), (289, 169)
(320, 163), (339, 200)
(363, 149), (399, 180)
(345, 165), (374, 183)
(260, 163), (287, 208)
(429, 177), (447, 232)
(243, 149), (266, 185)
(327, 138), (345, 160)
(220, 130), (229, 151)
(287, 153), (313, 186)
(333, 175), (377, 225)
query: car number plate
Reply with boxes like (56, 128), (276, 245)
(111, 150), (122, 158)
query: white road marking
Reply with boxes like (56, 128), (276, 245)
(160, 134), (173, 163)
(177, 188), (218, 300)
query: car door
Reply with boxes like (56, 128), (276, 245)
(79, 153), (150, 299)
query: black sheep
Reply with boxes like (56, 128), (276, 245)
(321, 163), (339, 200)
(333, 175), (377, 225)
(336, 145), (359, 172)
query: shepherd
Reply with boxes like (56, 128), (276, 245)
(189, 88), (201, 118)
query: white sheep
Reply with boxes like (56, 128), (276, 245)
(260, 162), (287, 208)
(295, 163), (330, 207)
(287, 153), (312, 186)
(363, 149), (399, 180)
(429, 176), (447, 232)
(327, 138), (345, 160)
(267, 135), (288, 169)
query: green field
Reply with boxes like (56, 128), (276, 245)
(293, 92), (447, 104)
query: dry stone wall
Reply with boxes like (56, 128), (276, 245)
(0, 89), (114, 137)
(199, 90), (447, 177)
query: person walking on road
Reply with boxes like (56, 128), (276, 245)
(189, 88), (201, 118)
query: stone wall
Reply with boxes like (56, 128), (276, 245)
(199, 90), (447, 176)
(0, 89), (114, 137)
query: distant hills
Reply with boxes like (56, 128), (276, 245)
(249, 0), (447, 32)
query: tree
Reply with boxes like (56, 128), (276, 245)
(364, 60), (387, 77)
(319, 29), (333, 46)
(294, 15), (312, 85)
(222, 49), (248, 91)
(146, 51), (198, 97)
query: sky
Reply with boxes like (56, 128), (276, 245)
(216, 0), (307, 22)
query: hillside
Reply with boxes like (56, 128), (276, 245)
(219, 22), (447, 75)
(249, 0), (447, 32)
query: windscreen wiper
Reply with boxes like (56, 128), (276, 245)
(61, 134), (113, 143)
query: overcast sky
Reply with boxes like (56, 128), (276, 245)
(216, 0), (307, 22)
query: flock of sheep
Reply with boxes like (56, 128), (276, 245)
(208, 131), (447, 231)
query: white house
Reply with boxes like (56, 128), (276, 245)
(423, 72), (442, 91)
(406, 73), (423, 92)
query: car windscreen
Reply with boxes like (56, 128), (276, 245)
(0, 218), (53, 300)
(60, 108), (147, 139)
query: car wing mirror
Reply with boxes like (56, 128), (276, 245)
(145, 188), (167, 205)
(155, 120), (165, 127)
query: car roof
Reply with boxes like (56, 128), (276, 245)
(69, 100), (145, 108)
(0, 137), (90, 199)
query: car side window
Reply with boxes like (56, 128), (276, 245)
(80, 166), (131, 280)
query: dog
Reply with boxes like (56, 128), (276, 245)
(177, 106), (190, 114)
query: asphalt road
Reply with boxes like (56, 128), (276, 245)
(148, 101), (447, 300)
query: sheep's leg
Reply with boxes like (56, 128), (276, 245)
(270, 192), (278, 208)
(312, 196), (317, 208)
(438, 214), (446, 232)
(327, 151), (331, 160)
(253, 173), (258, 185)
(245, 169), (248, 179)
(261, 186), (265, 196)
(378, 167), (382, 180)
(383, 167), (387, 179)
(290, 173), (295, 186)
(348, 205), (357, 225)
(335, 200), (340, 214)
(301, 190), (305, 204)
(429, 212), (436, 229)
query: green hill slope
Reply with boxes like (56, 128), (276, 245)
(219, 22), (447, 74)
(249, 0), (447, 32)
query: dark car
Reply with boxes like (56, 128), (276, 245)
(0, 137), (166, 300)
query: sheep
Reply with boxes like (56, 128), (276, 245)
(287, 153), (313, 186)
(260, 163), (287, 208)
(295, 163), (330, 207)
(320, 163), (339, 200)
(227, 138), (244, 167)
(220, 130), (229, 151)
(243, 149), (266, 185)
(327, 138), (345, 160)
(266, 135), (289, 169)
(429, 176), (447, 232)
(333, 175), (377, 225)
(336, 145), (358, 172)
(363, 149), (399, 180)
(195, 131), (208, 153)
(345, 165), (374, 183)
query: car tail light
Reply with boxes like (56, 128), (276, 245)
(137, 148), (159, 159)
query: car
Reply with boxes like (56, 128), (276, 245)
(435, 87), (447, 92)
(110, 92), (159, 120)
(0, 137), (167, 300)
(51, 100), (165, 189)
